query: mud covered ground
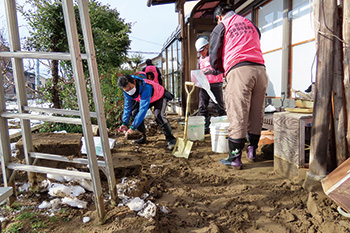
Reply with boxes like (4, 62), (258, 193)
(1, 115), (350, 233)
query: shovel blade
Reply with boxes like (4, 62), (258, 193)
(172, 138), (193, 159)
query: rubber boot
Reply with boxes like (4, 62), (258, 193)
(219, 138), (245, 170)
(161, 122), (176, 150)
(204, 116), (210, 134)
(247, 133), (260, 162)
(133, 121), (147, 144)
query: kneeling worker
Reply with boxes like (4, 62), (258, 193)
(117, 75), (176, 150)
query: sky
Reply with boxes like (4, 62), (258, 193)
(0, 0), (180, 75)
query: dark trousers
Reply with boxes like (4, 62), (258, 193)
(149, 97), (169, 126)
(198, 82), (226, 129)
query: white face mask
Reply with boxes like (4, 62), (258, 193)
(126, 86), (136, 95)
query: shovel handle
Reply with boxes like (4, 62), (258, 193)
(185, 82), (196, 96)
(184, 82), (196, 140)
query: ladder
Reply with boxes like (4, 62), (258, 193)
(0, 0), (117, 223)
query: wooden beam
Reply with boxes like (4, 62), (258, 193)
(175, 0), (186, 12)
(309, 0), (337, 177)
(332, 4), (348, 166)
(179, 2), (188, 115)
(343, 0), (350, 151)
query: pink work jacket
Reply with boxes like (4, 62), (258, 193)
(144, 65), (159, 84)
(222, 14), (264, 75)
(198, 55), (224, 84)
(134, 78), (164, 103)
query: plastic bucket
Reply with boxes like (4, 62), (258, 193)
(187, 116), (205, 141)
(210, 115), (229, 124)
(210, 122), (229, 153)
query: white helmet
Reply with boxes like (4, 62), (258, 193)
(195, 37), (209, 52)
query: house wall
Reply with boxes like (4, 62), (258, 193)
(160, 0), (316, 112)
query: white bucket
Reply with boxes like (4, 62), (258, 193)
(210, 122), (229, 153)
(210, 115), (229, 124)
(187, 116), (205, 141)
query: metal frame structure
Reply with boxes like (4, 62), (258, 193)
(0, 0), (117, 223)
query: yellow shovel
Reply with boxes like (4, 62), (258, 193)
(172, 81), (196, 159)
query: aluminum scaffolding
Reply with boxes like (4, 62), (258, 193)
(0, 0), (118, 223)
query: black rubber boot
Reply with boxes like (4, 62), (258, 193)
(219, 138), (245, 170)
(161, 122), (176, 150)
(133, 121), (147, 144)
(204, 116), (210, 134)
(247, 133), (260, 162)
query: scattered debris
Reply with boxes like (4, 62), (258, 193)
(83, 216), (91, 223)
(61, 197), (87, 209)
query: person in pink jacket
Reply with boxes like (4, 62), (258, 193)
(210, 3), (268, 170)
(195, 37), (226, 134)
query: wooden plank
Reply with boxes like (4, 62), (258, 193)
(7, 163), (91, 179)
(29, 152), (106, 167)
(1, 112), (82, 124)
(0, 51), (87, 60)
(0, 187), (13, 203)
(23, 106), (97, 118)
(322, 158), (350, 212)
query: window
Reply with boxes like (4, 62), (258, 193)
(257, 0), (283, 97)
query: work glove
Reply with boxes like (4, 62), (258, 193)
(118, 125), (128, 133)
(203, 69), (219, 75)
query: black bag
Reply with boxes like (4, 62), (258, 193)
(164, 90), (174, 101)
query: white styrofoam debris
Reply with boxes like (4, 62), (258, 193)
(54, 130), (67, 133)
(160, 206), (169, 214)
(70, 186), (86, 197)
(18, 182), (29, 192)
(48, 183), (85, 197)
(137, 200), (157, 219)
(62, 175), (75, 182)
(82, 216), (90, 223)
(39, 179), (51, 190)
(50, 198), (61, 209)
(10, 142), (17, 150)
(77, 179), (93, 192)
(47, 173), (66, 183)
(9, 129), (21, 136)
(38, 201), (51, 209)
(127, 197), (145, 211)
(61, 197), (87, 209)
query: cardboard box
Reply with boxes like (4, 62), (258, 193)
(321, 157), (350, 213)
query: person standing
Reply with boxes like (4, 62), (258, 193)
(142, 59), (163, 86)
(117, 75), (176, 150)
(195, 37), (226, 134)
(210, 3), (268, 169)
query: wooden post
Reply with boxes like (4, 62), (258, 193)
(332, 4), (348, 166)
(178, 0), (187, 115)
(343, 0), (350, 151)
(304, 0), (337, 190)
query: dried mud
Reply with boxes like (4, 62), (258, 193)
(1, 116), (349, 233)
